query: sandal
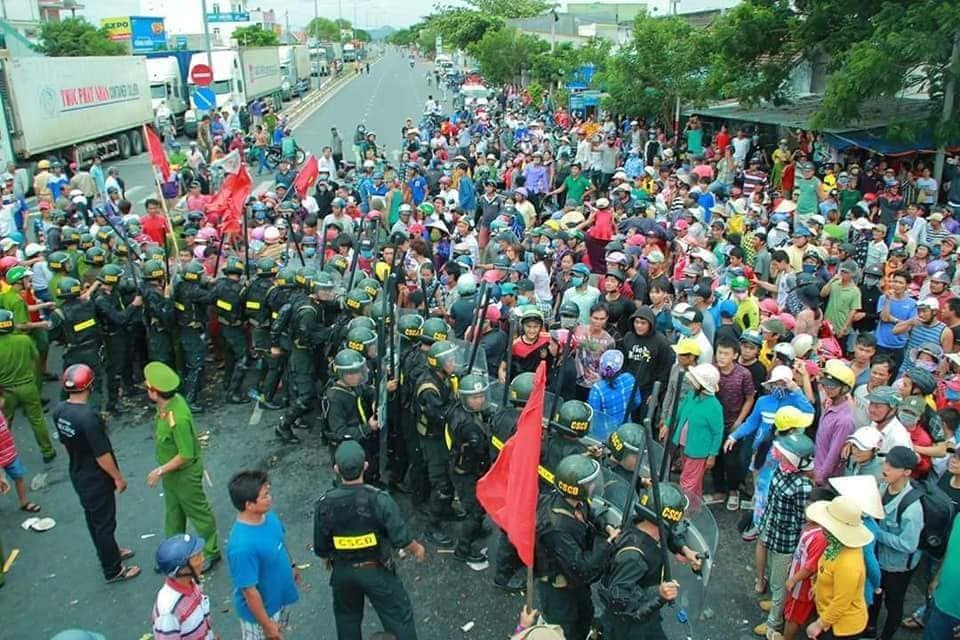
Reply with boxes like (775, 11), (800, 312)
(106, 565), (141, 583)
(754, 576), (768, 594)
(727, 493), (740, 511)
(19, 502), (41, 513)
(120, 548), (136, 561)
(901, 616), (924, 630)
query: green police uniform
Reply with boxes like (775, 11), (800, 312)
(243, 261), (276, 396)
(260, 270), (297, 407)
(48, 278), (105, 412)
(279, 295), (322, 432)
(313, 441), (419, 640)
(211, 264), (248, 402)
(0, 315), (55, 460)
(147, 362), (220, 562)
(414, 346), (457, 542)
(173, 264), (214, 407)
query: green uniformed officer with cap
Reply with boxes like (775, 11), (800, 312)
(314, 440), (425, 640)
(0, 309), (56, 461)
(144, 361), (220, 571)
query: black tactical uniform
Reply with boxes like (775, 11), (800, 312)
(260, 268), (298, 408)
(446, 375), (491, 563)
(314, 442), (419, 640)
(243, 260), (276, 396)
(141, 260), (175, 367)
(92, 265), (140, 413)
(535, 455), (614, 640)
(276, 281), (326, 442)
(173, 263), (214, 409)
(324, 350), (379, 472)
(211, 258), (248, 403)
(48, 277), (105, 412)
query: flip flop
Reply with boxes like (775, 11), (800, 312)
(106, 565), (141, 583)
(120, 548), (136, 561)
(901, 616), (924, 630)
(19, 502), (41, 513)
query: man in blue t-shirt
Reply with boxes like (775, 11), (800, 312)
(876, 270), (917, 372)
(226, 470), (299, 640)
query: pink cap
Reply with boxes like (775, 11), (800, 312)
(485, 305), (501, 323)
(675, 219), (690, 231)
(777, 312), (796, 331)
(627, 234), (646, 247)
(759, 298), (780, 315)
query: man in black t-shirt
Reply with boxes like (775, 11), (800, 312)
(53, 364), (140, 583)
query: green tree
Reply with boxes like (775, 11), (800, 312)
(387, 27), (420, 46)
(353, 29), (372, 43)
(233, 24), (280, 46)
(468, 27), (548, 84)
(36, 17), (127, 56)
(427, 9), (504, 51)
(460, 0), (550, 19)
(307, 17), (340, 41)
(601, 15), (714, 124)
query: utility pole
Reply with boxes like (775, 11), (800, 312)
(200, 0), (214, 69)
(672, 0), (681, 146)
(285, 10), (290, 41)
(934, 33), (960, 190)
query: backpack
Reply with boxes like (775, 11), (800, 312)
(895, 478), (955, 559)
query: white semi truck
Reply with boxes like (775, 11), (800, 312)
(184, 47), (283, 137)
(0, 53), (154, 167)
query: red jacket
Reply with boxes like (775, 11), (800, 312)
(141, 213), (168, 245)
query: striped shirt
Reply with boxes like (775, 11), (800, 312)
(152, 579), (215, 640)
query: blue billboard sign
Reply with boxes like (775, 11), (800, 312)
(207, 12), (251, 23)
(130, 16), (167, 52)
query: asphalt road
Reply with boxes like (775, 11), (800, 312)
(101, 49), (438, 209)
(1, 51), (927, 640)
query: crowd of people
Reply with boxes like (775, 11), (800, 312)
(3, 49), (960, 640)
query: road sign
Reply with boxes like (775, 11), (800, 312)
(206, 11), (250, 23)
(192, 87), (216, 112)
(191, 64), (213, 86)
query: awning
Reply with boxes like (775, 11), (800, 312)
(824, 130), (960, 157)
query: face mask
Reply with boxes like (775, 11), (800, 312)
(863, 276), (880, 287)
(572, 276), (586, 286)
(899, 413), (919, 428)
(918, 360), (938, 372)
(771, 386), (788, 400)
(802, 264), (817, 274)
(734, 292), (747, 301)
(360, 250), (372, 259)
(672, 319), (692, 336)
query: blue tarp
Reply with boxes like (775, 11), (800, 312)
(825, 129), (960, 157)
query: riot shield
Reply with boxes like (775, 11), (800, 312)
(662, 490), (719, 638)
(450, 337), (488, 379)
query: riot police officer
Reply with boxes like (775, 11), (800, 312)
(92, 264), (143, 414)
(276, 279), (327, 443)
(210, 257), (249, 403)
(542, 400), (595, 474)
(313, 440), (425, 640)
(46, 250), (72, 307)
(598, 483), (689, 640)
(244, 258), (278, 398)
(601, 422), (650, 507)
(48, 277), (105, 412)
(534, 454), (619, 640)
(491, 372), (534, 593)
(446, 374), (492, 565)
(324, 350), (378, 464)
(141, 259), (175, 367)
(415, 339), (460, 546)
(259, 266), (298, 410)
(173, 262), (214, 412)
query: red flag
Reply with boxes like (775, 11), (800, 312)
(293, 154), (319, 197)
(477, 361), (546, 567)
(206, 165), (252, 234)
(144, 125), (171, 182)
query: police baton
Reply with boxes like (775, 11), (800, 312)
(464, 281), (489, 375)
(101, 215), (141, 289)
(547, 325), (575, 421)
(500, 312), (518, 407)
(344, 216), (364, 292)
(659, 365), (687, 481)
(211, 231), (228, 276)
(642, 381), (674, 586)
(622, 380), (661, 521)
(242, 202), (251, 280)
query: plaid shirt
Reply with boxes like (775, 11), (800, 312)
(759, 467), (813, 554)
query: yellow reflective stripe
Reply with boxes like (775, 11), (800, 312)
(332, 532), (378, 550)
(444, 424), (453, 450)
(73, 318), (96, 332)
(174, 302), (185, 311)
(246, 301), (262, 310)
(271, 311), (279, 319)
(357, 397), (367, 424)
(216, 299), (233, 311)
(490, 435), (554, 483)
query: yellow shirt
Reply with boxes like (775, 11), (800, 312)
(823, 174), (837, 190)
(815, 545), (867, 636)
(759, 342), (775, 371)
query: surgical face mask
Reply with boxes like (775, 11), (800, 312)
(917, 360), (938, 372)
(561, 317), (577, 330)
(802, 264), (817, 274)
(672, 319), (692, 336)
(734, 291), (747, 301)
(572, 275), (586, 287)
(360, 249), (373, 259)
(899, 412), (920, 428)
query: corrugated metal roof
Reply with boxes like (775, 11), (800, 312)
(686, 96), (932, 133)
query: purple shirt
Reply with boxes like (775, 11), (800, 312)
(814, 399), (856, 485)
(716, 364), (755, 430)
(524, 164), (549, 195)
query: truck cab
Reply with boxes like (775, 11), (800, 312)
(147, 57), (188, 133)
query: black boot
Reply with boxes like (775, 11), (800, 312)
(274, 418), (301, 443)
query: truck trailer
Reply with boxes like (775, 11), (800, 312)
(0, 53), (153, 167)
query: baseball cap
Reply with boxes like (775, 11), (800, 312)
(847, 426), (883, 451)
(334, 440), (366, 480)
(646, 250), (665, 264)
(886, 445), (919, 470)
(761, 319), (787, 336)
(672, 337), (701, 357)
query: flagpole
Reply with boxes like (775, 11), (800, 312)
(242, 203), (251, 280)
(143, 125), (181, 259)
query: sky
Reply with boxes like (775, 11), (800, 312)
(78, 0), (441, 31)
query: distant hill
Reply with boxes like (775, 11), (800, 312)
(366, 26), (396, 40)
